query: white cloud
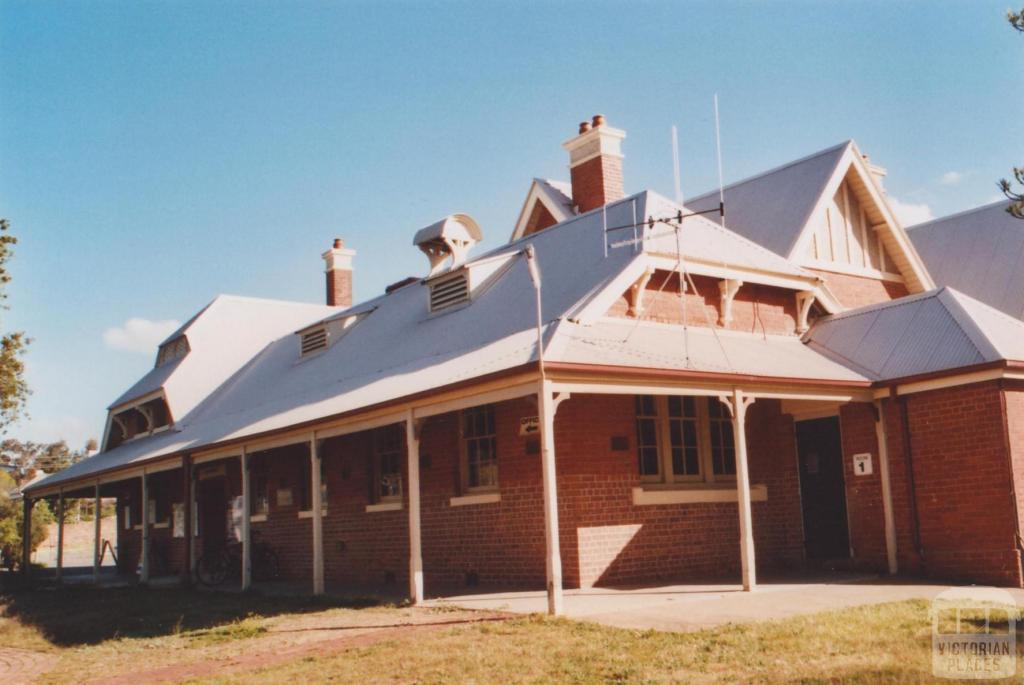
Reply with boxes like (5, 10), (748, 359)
(103, 317), (181, 354)
(887, 196), (935, 227)
(940, 171), (965, 186)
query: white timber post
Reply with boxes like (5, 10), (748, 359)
(241, 447), (252, 590)
(407, 410), (424, 604)
(189, 464), (197, 576)
(723, 388), (757, 591)
(92, 481), (101, 583)
(140, 472), (150, 583)
(56, 489), (65, 583)
(874, 399), (899, 574)
(539, 381), (566, 616)
(311, 434), (325, 596)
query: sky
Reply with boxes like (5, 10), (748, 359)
(1, 0), (1021, 449)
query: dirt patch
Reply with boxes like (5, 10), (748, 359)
(0, 647), (58, 685)
(82, 612), (511, 685)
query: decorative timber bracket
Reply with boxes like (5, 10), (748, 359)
(795, 291), (816, 334)
(626, 268), (655, 318)
(718, 279), (743, 327)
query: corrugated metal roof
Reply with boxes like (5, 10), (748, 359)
(908, 200), (1024, 319)
(804, 287), (1024, 380)
(686, 141), (851, 257)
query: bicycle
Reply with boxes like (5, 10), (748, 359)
(196, 531), (280, 587)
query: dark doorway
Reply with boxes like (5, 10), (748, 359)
(795, 416), (850, 560)
(197, 476), (227, 557)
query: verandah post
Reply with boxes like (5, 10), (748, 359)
(241, 448), (252, 591)
(406, 410), (424, 604)
(140, 472), (150, 584)
(181, 455), (193, 586)
(874, 399), (899, 574)
(92, 481), (101, 583)
(21, 496), (32, 578)
(56, 489), (65, 583)
(539, 380), (564, 616)
(725, 388), (757, 592)
(310, 434), (325, 596)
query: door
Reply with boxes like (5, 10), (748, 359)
(795, 416), (850, 559)
(197, 477), (227, 557)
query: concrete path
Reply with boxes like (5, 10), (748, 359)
(426, 577), (1024, 632)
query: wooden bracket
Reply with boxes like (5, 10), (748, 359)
(552, 392), (571, 416)
(626, 268), (655, 318)
(718, 279), (743, 326)
(795, 291), (816, 334)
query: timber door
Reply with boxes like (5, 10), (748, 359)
(198, 477), (228, 557)
(795, 416), (850, 560)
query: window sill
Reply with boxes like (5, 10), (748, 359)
(297, 509), (329, 519)
(134, 521), (170, 530)
(250, 514), (268, 523)
(366, 502), (403, 513)
(632, 484), (767, 506)
(449, 492), (501, 507)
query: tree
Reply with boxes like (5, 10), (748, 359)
(0, 219), (29, 432)
(1002, 10), (1024, 219)
(0, 470), (53, 571)
(0, 439), (85, 485)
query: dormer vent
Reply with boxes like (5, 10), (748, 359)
(429, 272), (470, 312)
(300, 327), (328, 356)
(413, 214), (483, 277)
(156, 335), (189, 368)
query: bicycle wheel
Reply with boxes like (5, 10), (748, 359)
(196, 551), (230, 587)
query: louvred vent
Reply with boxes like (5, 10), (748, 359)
(429, 273), (470, 312)
(300, 327), (328, 356)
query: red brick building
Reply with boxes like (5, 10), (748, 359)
(25, 116), (1024, 615)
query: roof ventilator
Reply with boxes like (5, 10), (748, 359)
(413, 214), (483, 278)
(300, 327), (328, 356)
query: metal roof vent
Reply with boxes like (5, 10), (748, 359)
(413, 214), (483, 277)
(300, 327), (328, 356)
(429, 272), (470, 312)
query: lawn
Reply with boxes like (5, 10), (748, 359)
(1, 584), (1017, 684)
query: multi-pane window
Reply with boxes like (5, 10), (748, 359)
(462, 405), (498, 491)
(250, 457), (269, 516)
(634, 395), (736, 485)
(374, 424), (404, 502)
(707, 399), (737, 476)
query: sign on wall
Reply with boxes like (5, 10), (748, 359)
(853, 453), (873, 476)
(519, 416), (539, 436)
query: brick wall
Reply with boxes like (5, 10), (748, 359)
(608, 274), (801, 336)
(838, 403), (888, 571)
(885, 382), (1022, 586)
(808, 268), (908, 309)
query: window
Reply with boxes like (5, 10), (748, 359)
(299, 454), (328, 512)
(250, 457), (269, 516)
(373, 425), (404, 502)
(634, 395), (736, 485)
(462, 405), (498, 491)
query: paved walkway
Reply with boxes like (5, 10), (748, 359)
(426, 576), (1024, 632)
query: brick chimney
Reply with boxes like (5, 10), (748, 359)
(322, 238), (355, 307)
(562, 114), (626, 213)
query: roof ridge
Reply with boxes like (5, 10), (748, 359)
(818, 288), (943, 322)
(688, 140), (853, 203)
(907, 199), (1014, 231)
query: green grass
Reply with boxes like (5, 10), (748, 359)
(3, 585), (1020, 684)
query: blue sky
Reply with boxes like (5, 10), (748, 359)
(1, 1), (1021, 449)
